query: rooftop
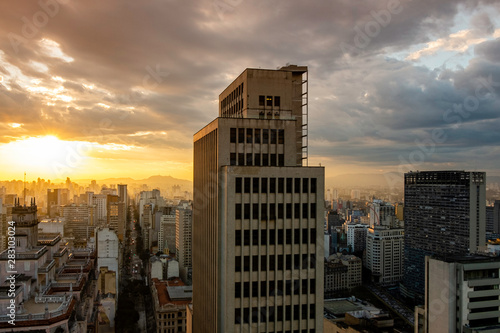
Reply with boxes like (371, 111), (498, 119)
(152, 278), (192, 307)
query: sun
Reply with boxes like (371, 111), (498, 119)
(0, 135), (88, 179)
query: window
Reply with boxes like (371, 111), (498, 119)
(278, 254), (284, 269)
(246, 128), (253, 143)
(235, 256), (241, 272)
(270, 178), (276, 193)
(253, 178), (259, 193)
(278, 129), (284, 144)
(230, 153), (236, 166)
(254, 154), (261, 166)
(286, 203), (292, 219)
(263, 129), (269, 144)
(261, 281), (267, 297)
(286, 229), (292, 244)
(302, 304), (308, 319)
(235, 204), (242, 219)
(259, 95), (265, 106)
(278, 178), (284, 193)
(246, 153), (252, 166)
(244, 230), (250, 245)
(269, 255), (276, 271)
(244, 204), (250, 219)
(270, 129), (277, 144)
(278, 154), (284, 166)
(270, 229), (275, 245)
(270, 154), (277, 166)
(311, 178), (317, 193)
(244, 178), (251, 193)
(253, 204), (259, 220)
(252, 257), (259, 272)
(302, 228), (308, 244)
(244, 282), (250, 298)
(294, 203), (300, 219)
(244, 256), (250, 271)
(261, 178), (268, 192)
(235, 309), (241, 323)
(294, 178), (300, 193)
(278, 203), (284, 219)
(311, 203), (316, 219)
(235, 230), (241, 246)
(230, 128), (236, 143)
(274, 96), (280, 107)
(252, 230), (258, 245)
(235, 282), (241, 298)
(238, 153), (244, 165)
(261, 229), (267, 244)
(270, 203), (276, 221)
(310, 228), (316, 244)
(302, 203), (308, 219)
(302, 178), (309, 193)
(302, 280), (308, 294)
(238, 128), (245, 142)
(261, 256), (267, 270)
(255, 129), (261, 143)
(266, 96), (272, 106)
(262, 154), (269, 166)
(286, 178), (292, 193)
(261, 204), (267, 220)
(235, 177), (242, 193)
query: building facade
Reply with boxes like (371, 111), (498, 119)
(176, 208), (192, 283)
(193, 66), (324, 332)
(402, 171), (486, 301)
(366, 226), (404, 284)
(416, 255), (500, 333)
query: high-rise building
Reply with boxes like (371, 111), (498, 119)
(402, 171), (486, 301)
(415, 255), (500, 332)
(193, 65), (324, 332)
(176, 208), (192, 282)
(493, 200), (500, 234)
(366, 226), (404, 284)
(158, 206), (176, 254)
(62, 203), (95, 247)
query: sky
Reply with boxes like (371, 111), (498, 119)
(1, 0), (500, 183)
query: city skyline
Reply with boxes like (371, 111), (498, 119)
(1, 1), (500, 182)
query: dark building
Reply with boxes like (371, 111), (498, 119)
(494, 200), (500, 234)
(401, 171), (486, 302)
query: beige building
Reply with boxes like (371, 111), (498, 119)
(415, 255), (500, 333)
(151, 277), (192, 333)
(325, 254), (362, 294)
(365, 226), (404, 284)
(193, 66), (324, 332)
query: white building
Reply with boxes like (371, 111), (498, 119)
(366, 226), (404, 284)
(176, 208), (192, 282)
(345, 222), (369, 252)
(97, 228), (120, 290)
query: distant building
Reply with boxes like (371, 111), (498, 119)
(402, 171), (486, 301)
(415, 255), (500, 333)
(325, 253), (362, 295)
(345, 222), (369, 252)
(366, 226), (404, 284)
(175, 208), (192, 282)
(62, 203), (95, 247)
(97, 228), (120, 291)
(158, 206), (176, 254)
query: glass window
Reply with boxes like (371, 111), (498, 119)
(261, 178), (268, 192)
(238, 128), (244, 142)
(259, 95), (265, 106)
(244, 204), (250, 219)
(270, 129), (277, 144)
(303, 178), (309, 193)
(278, 129), (284, 144)
(254, 129), (261, 143)
(230, 128), (236, 143)
(246, 128), (253, 143)
(244, 178), (250, 193)
(266, 96), (273, 106)
(254, 154), (261, 166)
(270, 178), (276, 193)
(235, 204), (242, 219)
(253, 178), (259, 193)
(235, 177), (242, 193)
(270, 154), (277, 166)
(311, 178), (317, 193)
(274, 96), (280, 107)
(230, 153), (236, 166)
(278, 154), (284, 166)
(246, 153), (252, 166)
(262, 154), (269, 166)
(263, 129), (269, 144)
(286, 178), (292, 193)
(278, 178), (284, 193)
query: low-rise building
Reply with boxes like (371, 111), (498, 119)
(151, 277), (192, 333)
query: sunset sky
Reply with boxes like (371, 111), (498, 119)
(1, 0), (500, 182)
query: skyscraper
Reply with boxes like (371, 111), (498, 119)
(193, 65), (324, 332)
(401, 170), (486, 301)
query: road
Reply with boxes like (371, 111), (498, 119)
(366, 284), (415, 326)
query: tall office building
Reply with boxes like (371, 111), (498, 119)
(193, 65), (324, 332)
(176, 208), (192, 283)
(402, 171), (486, 301)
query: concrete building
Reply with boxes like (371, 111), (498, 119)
(368, 200), (396, 228)
(193, 65), (324, 332)
(62, 203), (95, 247)
(158, 206), (176, 254)
(345, 223), (368, 253)
(97, 228), (120, 291)
(176, 208), (192, 283)
(0, 200), (99, 332)
(366, 226), (404, 285)
(151, 277), (192, 333)
(415, 255), (500, 333)
(402, 171), (486, 302)
(93, 194), (108, 227)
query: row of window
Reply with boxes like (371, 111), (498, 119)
(235, 303), (316, 324)
(259, 95), (281, 107)
(236, 177), (317, 194)
(230, 152), (284, 167)
(235, 203), (317, 220)
(235, 228), (317, 246)
(235, 254), (316, 272)
(221, 83), (244, 115)
(235, 279), (316, 299)
(230, 128), (285, 144)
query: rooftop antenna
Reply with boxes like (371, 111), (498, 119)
(24, 172), (26, 207)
